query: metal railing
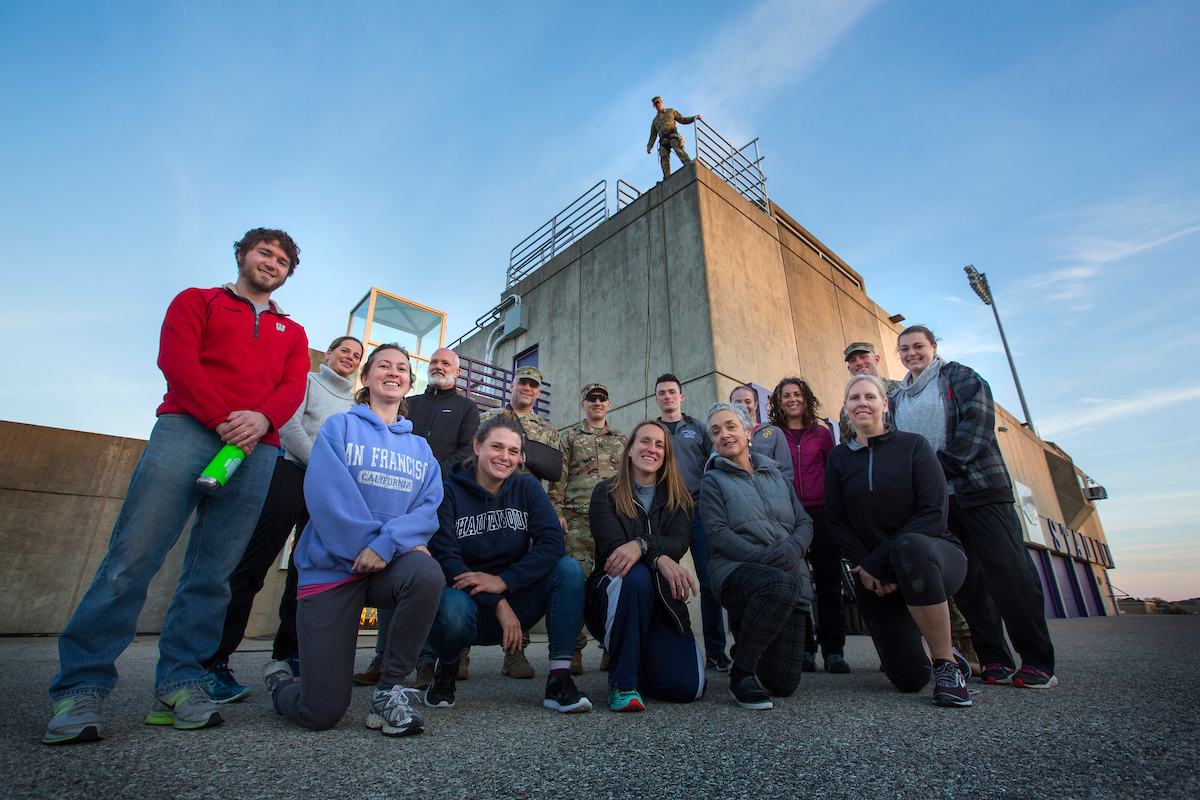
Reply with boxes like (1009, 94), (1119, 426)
(694, 119), (768, 214)
(616, 179), (642, 211)
(507, 180), (608, 289)
(457, 354), (552, 418)
(447, 294), (518, 351)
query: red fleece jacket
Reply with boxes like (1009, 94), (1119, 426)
(155, 286), (310, 447)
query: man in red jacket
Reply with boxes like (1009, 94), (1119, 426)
(44, 228), (310, 745)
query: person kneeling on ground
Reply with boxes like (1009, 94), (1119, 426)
(824, 374), (972, 708)
(700, 403), (814, 711)
(585, 421), (706, 712)
(266, 344), (446, 736)
(423, 416), (591, 713)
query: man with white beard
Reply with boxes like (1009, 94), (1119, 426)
(353, 347), (481, 686)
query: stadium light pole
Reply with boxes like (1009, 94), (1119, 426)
(964, 265), (1037, 437)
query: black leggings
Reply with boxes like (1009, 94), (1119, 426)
(856, 534), (966, 693)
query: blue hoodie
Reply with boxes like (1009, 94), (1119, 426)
(295, 404), (443, 587)
(428, 463), (564, 610)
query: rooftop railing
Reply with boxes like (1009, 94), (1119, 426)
(616, 179), (642, 211)
(694, 119), (769, 214)
(507, 180), (608, 289)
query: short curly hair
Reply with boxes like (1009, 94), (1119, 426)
(234, 228), (300, 276)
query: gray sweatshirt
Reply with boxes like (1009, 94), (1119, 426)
(279, 365), (356, 466)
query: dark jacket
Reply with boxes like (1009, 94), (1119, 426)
(699, 454), (813, 610)
(586, 478), (693, 635)
(889, 361), (1015, 507)
(428, 464), (564, 610)
(406, 385), (481, 471)
(660, 413), (712, 497)
(823, 428), (960, 585)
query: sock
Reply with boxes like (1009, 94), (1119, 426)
(548, 659), (571, 677)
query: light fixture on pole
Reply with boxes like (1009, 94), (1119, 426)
(964, 265), (1037, 436)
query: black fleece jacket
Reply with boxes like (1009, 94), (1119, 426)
(428, 464), (565, 610)
(587, 478), (694, 635)
(407, 386), (481, 471)
(823, 428), (960, 583)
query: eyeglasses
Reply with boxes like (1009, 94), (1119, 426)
(584, 395), (607, 403)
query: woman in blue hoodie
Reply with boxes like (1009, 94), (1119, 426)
(423, 415), (591, 714)
(263, 343), (446, 736)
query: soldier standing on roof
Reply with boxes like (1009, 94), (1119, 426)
(647, 96), (701, 180)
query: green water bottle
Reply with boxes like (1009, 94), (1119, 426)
(196, 443), (246, 494)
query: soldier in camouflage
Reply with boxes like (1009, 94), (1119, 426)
(647, 96), (701, 180)
(548, 383), (627, 670)
(839, 341), (977, 666)
(478, 365), (567, 679)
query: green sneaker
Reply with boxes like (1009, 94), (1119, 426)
(145, 685), (223, 730)
(43, 693), (106, 745)
(607, 686), (645, 712)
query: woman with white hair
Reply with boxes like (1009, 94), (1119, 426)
(823, 373), (971, 707)
(699, 402), (813, 711)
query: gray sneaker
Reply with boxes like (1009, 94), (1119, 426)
(145, 685), (223, 729)
(365, 685), (425, 736)
(262, 660), (295, 700)
(43, 693), (106, 745)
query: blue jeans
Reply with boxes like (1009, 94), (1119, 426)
(426, 556), (583, 662)
(690, 509), (727, 660)
(50, 415), (277, 699)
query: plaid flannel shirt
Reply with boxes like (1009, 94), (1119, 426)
(891, 361), (1015, 508)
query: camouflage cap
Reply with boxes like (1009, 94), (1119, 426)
(651, 96), (662, 104)
(514, 365), (544, 385)
(843, 342), (877, 360)
(581, 382), (609, 400)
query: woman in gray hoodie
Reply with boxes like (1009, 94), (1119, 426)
(699, 402), (813, 711)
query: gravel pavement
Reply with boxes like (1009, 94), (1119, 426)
(3, 615), (1196, 799)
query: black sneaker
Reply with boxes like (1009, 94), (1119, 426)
(423, 660), (457, 708)
(979, 662), (1014, 685)
(706, 652), (732, 672)
(932, 659), (972, 707)
(543, 674), (592, 713)
(823, 654), (851, 674)
(802, 652), (816, 672)
(729, 672), (773, 710)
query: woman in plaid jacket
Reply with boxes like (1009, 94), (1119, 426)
(890, 325), (1057, 690)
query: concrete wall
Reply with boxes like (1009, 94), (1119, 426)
(457, 166), (718, 437)
(0, 349), (329, 636)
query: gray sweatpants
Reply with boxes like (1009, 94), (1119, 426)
(274, 551), (444, 730)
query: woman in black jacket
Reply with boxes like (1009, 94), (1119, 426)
(585, 421), (706, 712)
(824, 374), (972, 708)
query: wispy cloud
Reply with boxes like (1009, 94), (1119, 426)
(1039, 384), (1200, 437)
(1060, 223), (1200, 266)
(691, 0), (880, 118)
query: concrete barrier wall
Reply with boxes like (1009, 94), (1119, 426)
(0, 420), (295, 636)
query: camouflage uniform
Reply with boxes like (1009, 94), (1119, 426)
(548, 421), (628, 578)
(648, 108), (696, 179)
(838, 376), (902, 444)
(480, 405), (566, 515)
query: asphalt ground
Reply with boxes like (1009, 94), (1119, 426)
(2, 615), (1196, 800)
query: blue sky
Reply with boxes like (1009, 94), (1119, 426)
(1, 1), (1196, 600)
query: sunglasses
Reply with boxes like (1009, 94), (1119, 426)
(584, 395), (608, 403)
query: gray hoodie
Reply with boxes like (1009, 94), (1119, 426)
(698, 453), (813, 609)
